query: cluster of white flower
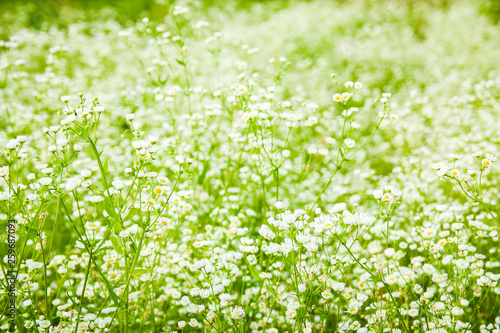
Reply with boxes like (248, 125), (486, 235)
(1, 0), (500, 332)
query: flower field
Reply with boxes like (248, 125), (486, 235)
(1, 0), (500, 332)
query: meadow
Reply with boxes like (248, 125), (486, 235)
(1, 0), (500, 332)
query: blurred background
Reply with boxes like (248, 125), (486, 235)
(2, 0), (498, 96)
(0, 0), (499, 27)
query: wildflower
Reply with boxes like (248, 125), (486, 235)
(408, 309), (419, 317)
(347, 305), (359, 314)
(153, 186), (164, 195)
(259, 225), (276, 240)
(39, 177), (53, 186)
(344, 138), (355, 148)
(274, 201), (284, 209)
(321, 290), (333, 299)
(89, 195), (104, 203)
(306, 116), (318, 126)
(329, 203), (347, 214)
(431, 302), (445, 311)
(332, 282), (346, 291)
(452, 306), (464, 316)
(234, 85), (247, 96)
(188, 318), (199, 328)
(456, 259), (469, 270)
(180, 296), (190, 306)
(482, 159), (492, 167)
(382, 193), (392, 201)
(65, 178), (82, 192)
(285, 309), (297, 319)
(230, 306), (245, 319)
(6, 139), (19, 149)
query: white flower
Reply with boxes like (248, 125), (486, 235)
(0, 166), (9, 177)
(274, 201), (284, 209)
(6, 139), (19, 149)
(39, 177), (53, 186)
(344, 139), (355, 148)
(285, 309), (297, 319)
(89, 195), (104, 203)
(451, 306), (464, 316)
(456, 259), (469, 270)
(193, 260), (206, 270)
(230, 306), (245, 319)
(329, 203), (347, 214)
(65, 177), (82, 192)
(180, 296), (190, 306)
(112, 180), (124, 190)
(306, 116), (318, 126)
(408, 309), (419, 317)
(332, 282), (345, 291)
(61, 114), (76, 125)
(321, 290), (333, 299)
(422, 264), (437, 274)
(306, 102), (318, 111)
(259, 225), (276, 240)
(102, 307), (117, 314)
(431, 301), (445, 311)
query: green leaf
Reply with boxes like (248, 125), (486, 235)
(129, 241), (137, 255)
(176, 59), (186, 67)
(111, 218), (124, 233)
(132, 269), (148, 276)
(103, 158), (109, 174)
(103, 198), (116, 218)
(246, 263), (260, 280)
(111, 236), (123, 254)
(83, 305), (99, 313)
(27, 227), (38, 238)
(96, 268), (120, 305)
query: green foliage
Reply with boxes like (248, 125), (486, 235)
(0, 0), (500, 332)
